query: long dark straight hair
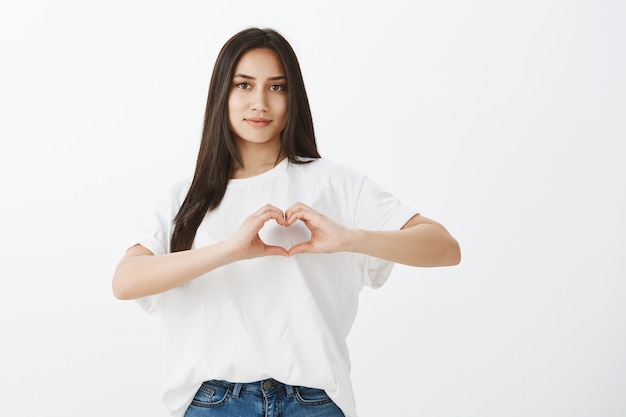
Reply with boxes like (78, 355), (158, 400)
(170, 28), (320, 252)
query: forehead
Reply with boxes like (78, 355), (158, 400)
(234, 48), (285, 77)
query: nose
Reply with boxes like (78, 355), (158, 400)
(250, 88), (268, 112)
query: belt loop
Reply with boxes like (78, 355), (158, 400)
(285, 384), (294, 397)
(232, 383), (242, 398)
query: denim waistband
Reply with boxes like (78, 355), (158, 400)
(210, 379), (295, 398)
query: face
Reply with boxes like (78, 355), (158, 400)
(228, 48), (288, 151)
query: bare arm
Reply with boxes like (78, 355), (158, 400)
(349, 214), (461, 267)
(112, 243), (235, 300)
(113, 203), (460, 299)
(112, 205), (289, 300)
(285, 203), (460, 267)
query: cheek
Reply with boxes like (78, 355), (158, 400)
(274, 97), (288, 120)
(227, 94), (237, 112)
(228, 95), (241, 122)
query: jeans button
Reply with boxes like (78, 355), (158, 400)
(263, 380), (272, 390)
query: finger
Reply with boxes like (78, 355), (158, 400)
(259, 204), (289, 226)
(284, 210), (300, 226)
(284, 202), (311, 218)
(252, 204), (283, 218)
(264, 245), (289, 257)
(285, 206), (317, 227)
(252, 205), (287, 225)
(288, 241), (315, 256)
(274, 213), (288, 226)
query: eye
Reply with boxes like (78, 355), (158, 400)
(235, 82), (251, 89)
(269, 84), (286, 92)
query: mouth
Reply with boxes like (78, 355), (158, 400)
(245, 118), (271, 127)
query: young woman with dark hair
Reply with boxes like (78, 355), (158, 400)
(113, 27), (460, 417)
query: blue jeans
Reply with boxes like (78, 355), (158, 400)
(184, 379), (345, 417)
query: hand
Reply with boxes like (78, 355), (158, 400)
(284, 203), (352, 256)
(226, 204), (289, 261)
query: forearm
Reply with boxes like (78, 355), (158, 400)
(348, 224), (461, 267)
(112, 242), (236, 300)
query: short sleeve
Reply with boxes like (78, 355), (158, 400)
(353, 177), (418, 288)
(131, 180), (190, 315)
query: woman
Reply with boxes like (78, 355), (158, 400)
(113, 27), (460, 417)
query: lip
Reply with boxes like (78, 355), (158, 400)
(245, 117), (271, 127)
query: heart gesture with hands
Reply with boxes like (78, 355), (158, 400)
(283, 202), (350, 256)
(227, 203), (351, 261)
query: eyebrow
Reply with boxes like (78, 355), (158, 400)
(233, 73), (287, 81)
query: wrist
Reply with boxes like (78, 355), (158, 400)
(345, 229), (366, 253)
(202, 241), (241, 267)
(220, 240), (243, 264)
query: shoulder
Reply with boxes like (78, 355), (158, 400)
(290, 157), (365, 181)
(285, 158), (370, 206)
(168, 178), (192, 201)
(151, 178), (192, 213)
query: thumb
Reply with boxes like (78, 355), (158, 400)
(264, 245), (289, 257)
(288, 241), (314, 256)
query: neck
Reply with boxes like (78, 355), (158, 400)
(231, 141), (285, 179)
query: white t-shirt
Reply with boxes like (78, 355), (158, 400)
(133, 157), (417, 417)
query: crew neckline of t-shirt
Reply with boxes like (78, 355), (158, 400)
(228, 157), (289, 185)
